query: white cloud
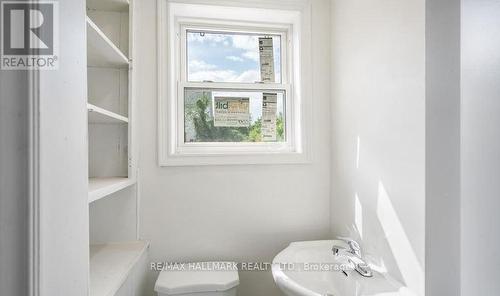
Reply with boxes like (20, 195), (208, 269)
(188, 33), (263, 62)
(189, 70), (238, 82)
(231, 35), (260, 62)
(226, 56), (244, 62)
(231, 35), (259, 51)
(188, 60), (217, 72)
(189, 68), (260, 83)
(188, 33), (228, 44)
(235, 70), (259, 83)
(189, 56), (260, 83)
(242, 51), (259, 62)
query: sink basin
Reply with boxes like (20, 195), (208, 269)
(272, 240), (415, 296)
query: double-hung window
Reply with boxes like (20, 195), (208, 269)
(183, 27), (288, 143)
(158, 1), (312, 166)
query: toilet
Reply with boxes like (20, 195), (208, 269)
(154, 262), (239, 296)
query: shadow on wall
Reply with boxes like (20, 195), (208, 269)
(334, 136), (424, 296)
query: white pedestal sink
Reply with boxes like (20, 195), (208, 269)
(272, 240), (416, 296)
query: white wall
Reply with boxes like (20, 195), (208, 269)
(0, 67), (30, 296)
(425, 0), (461, 295)
(135, 1), (332, 295)
(38, 0), (89, 294)
(330, 0), (426, 295)
(461, 1), (500, 295)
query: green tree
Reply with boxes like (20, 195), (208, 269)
(247, 113), (285, 142)
(192, 94), (248, 142)
(276, 113), (285, 141)
(248, 119), (262, 142)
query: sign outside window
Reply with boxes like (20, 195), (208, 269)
(213, 97), (250, 127)
(259, 37), (275, 82)
(262, 93), (278, 141)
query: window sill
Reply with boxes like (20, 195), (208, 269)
(160, 151), (310, 166)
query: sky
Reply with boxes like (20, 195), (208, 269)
(187, 31), (281, 83)
(187, 31), (284, 122)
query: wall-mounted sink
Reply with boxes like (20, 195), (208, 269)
(272, 240), (415, 296)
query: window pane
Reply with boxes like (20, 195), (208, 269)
(187, 31), (282, 83)
(184, 89), (286, 143)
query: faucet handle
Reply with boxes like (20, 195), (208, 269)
(331, 245), (346, 256)
(337, 237), (362, 256)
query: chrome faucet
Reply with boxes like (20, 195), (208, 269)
(332, 238), (373, 277)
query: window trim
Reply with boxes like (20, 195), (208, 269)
(158, 0), (312, 166)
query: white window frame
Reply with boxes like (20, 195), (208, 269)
(158, 1), (312, 166)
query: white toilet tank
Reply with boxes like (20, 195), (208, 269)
(154, 262), (239, 296)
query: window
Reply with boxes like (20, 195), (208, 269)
(183, 28), (287, 144)
(158, 1), (312, 166)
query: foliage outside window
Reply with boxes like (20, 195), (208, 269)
(184, 90), (285, 143)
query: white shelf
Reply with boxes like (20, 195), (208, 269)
(89, 177), (135, 203)
(88, 103), (128, 124)
(90, 241), (149, 296)
(87, 16), (129, 68)
(87, 0), (129, 12)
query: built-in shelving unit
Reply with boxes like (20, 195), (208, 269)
(87, 17), (129, 68)
(86, 1), (146, 296)
(86, 0), (133, 202)
(88, 103), (129, 124)
(88, 177), (135, 203)
(90, 241), (149, 296)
